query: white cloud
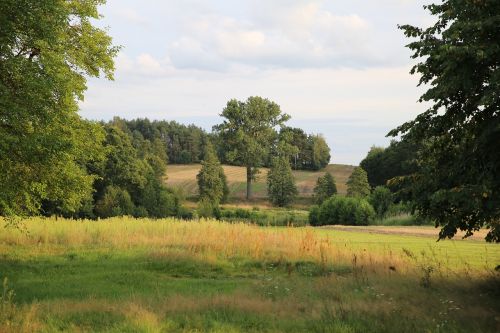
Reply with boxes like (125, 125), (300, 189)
(165, 4), (386, 71)
(115, 7), (147, 26)
(114, 52), (176, 77)
(81, 0), (433, 164)
(82, 64), (426, 164)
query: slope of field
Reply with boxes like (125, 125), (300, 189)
(0, 217), (498, 333)
(165, 164), (354, 199)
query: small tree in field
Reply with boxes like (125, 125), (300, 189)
(369, 186), (393, 218)
(267, 157), (297, 207)
(197, 143), (228, 213)
(347, 167), (371, 198)
(313, 172), (337, 204)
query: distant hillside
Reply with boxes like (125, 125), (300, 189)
(165, 164), (355, 199)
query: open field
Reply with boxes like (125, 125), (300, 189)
(322, 225), (491, 241)
(165, 164), (355, 199)
(1, 217), (499, 332)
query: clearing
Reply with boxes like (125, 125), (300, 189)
(0, 217), (498, 332)
(165, 164), (355, 199)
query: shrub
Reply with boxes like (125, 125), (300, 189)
(219, 207), (308, 227)
(95, 186), (135, 218)
(317, 196), (375, 226)
(235, 208), (250, 219)
(140, 179), (180, 218)
(197, 199), (216, 218)
(176, 206), (194, 220)
(369, 186), (393, 218)
(309, 205), (321, 226)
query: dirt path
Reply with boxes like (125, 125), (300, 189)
(320, 225), (490, 241)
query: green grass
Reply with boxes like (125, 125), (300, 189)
(0, 217), (499, 332)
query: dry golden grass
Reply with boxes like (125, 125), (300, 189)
(165, 164), (355, 198)
(1, 217), (497, 273)
(1, 217), (498, 332)
(1, 217), (376, 270)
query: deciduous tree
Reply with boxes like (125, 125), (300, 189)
(214, 96), (290, 200)
(0, 0), (118, 216)
(391, 0), (500, 241)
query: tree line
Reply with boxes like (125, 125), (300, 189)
(113, 117), (330, 171)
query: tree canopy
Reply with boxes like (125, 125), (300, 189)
(0, 0), (119, 216)
(391, 0), (500, 242)
(214, 96), (290, 200)
(360, 140), (419, 199)
(279, 128), (331, 170)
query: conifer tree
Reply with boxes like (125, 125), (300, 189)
(197, 143), (228, 208)
(346, 167), (371, 198)
(313, 172), (337, 204)
(267, 157), (297, 207)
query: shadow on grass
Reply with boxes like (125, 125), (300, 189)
(0, 251), (358, 304)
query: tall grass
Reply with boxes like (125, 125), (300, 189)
(1, 217), (499, 333)
(1, 217), (496, 275)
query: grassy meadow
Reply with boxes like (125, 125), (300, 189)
(1, 217), (499, 332)
(165, 164), (355, 200)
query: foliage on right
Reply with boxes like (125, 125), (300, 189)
(392, 0), (500, 242)
(360, 140), (419, 190)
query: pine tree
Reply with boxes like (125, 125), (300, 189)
(197, 143), (228, 208)
(313, 172), (337, 204)
(267, 157), (297, 207)
(346, 167), (371, 198)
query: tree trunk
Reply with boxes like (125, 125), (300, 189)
(246, 166), (252, 200)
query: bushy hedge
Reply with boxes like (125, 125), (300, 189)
(309, 196), (375, 226)
(219, 207), (308, 227)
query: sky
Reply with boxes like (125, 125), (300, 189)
(80, 0), (434, 165)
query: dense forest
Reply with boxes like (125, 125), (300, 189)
(30, 114), (331, 219)
(114, 117), (330, 171)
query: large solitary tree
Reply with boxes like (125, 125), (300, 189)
(0, 0), (119, 216)
(214, 96), (290, 200)
(391, 0), (500, 241)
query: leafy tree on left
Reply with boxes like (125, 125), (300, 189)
(0, 0), (119, 216)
